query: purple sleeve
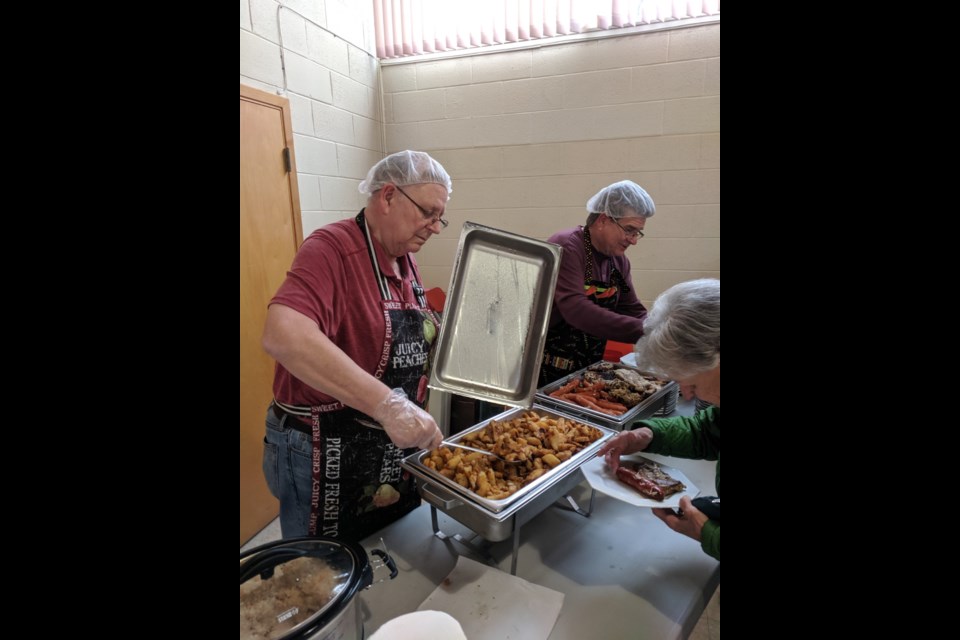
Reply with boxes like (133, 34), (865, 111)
(550, 229), (645, 342)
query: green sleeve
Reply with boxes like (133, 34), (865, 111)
(633, 406), (721, 562)
(700, 519), (720, 561)
(635, 406), (720, 460)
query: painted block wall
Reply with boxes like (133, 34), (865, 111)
(382, 24), (720, 306)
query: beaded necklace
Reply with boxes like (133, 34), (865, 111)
(583, 226), (597, 281)
(582, 226), (629, 293)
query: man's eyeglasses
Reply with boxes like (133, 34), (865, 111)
(394, 185), (448, 229)
(609, 216), (645, 239)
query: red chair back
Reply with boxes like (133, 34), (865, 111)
(425, 287), (446, 312)
(603, 340), (634, 362)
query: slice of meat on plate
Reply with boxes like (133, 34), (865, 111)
(615, 461), (686, 501)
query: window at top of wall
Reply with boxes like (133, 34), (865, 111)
(374, 0), (720, 61)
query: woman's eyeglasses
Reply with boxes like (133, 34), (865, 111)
(394, 185), (449, 229)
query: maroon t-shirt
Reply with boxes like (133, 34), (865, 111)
(270, 214), (426, 406)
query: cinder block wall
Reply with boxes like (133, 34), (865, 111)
(242, 3), (720, 306)
(382, 24), (720, 306)
(241, 0), (383, 233)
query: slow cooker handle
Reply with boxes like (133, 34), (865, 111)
(371, 548), (398, 580)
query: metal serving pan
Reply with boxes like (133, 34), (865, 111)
(427, 222), (562, 408)
(413, 463), (589, 542)
(401, 405), (616, 522)
(535, 361), (679, 431)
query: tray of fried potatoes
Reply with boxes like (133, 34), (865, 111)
(402, 407), (616, 513)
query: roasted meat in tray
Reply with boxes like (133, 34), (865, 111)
(536, 362), (677, 428)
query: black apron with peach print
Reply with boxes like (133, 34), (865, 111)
(304, 212), (440, 542)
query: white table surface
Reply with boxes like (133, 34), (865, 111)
(358, 399), (720, 639)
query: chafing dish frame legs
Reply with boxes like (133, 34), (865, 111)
(428, 490), (596, 575)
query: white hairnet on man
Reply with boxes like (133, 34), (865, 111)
(586, 180), (654, 220)
(360, 150), (453, 196)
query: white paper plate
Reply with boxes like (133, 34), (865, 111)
(369, 610), (467, 640)
(581, 454), (699, 508)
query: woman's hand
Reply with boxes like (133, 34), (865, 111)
(652, 495), (707, 542)
(596, 427), (653, 471)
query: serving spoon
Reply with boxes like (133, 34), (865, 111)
(441, 441), (525, 466)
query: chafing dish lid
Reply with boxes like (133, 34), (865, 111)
(428, 222), (561, 408)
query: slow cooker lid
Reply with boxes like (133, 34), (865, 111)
(240, 538), (360, 640)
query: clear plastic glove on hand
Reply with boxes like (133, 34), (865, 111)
(371, 388), (443, 450)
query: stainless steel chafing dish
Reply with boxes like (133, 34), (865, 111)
(535, 362), (679, 431)
(414, 223), (620, 574)
(402, 406), (616, 517)
(400, 406), (616, 574)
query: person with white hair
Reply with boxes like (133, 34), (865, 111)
(597, 278), (720, 561)
(539, 180), (656, 385)
(261, 150), (452, 540)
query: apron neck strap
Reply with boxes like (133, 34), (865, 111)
(357, 210), (391, 301)
(356, 210), (429, 307)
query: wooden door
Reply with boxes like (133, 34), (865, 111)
(240, 84), (303, 546)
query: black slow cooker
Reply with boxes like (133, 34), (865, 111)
(240, 536), (397, 640)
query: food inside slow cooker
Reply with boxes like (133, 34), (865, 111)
(423, 410), (604, 500)
(240, 556), (343, 640)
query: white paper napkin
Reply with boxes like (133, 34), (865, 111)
(417, 556), (563, 640)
